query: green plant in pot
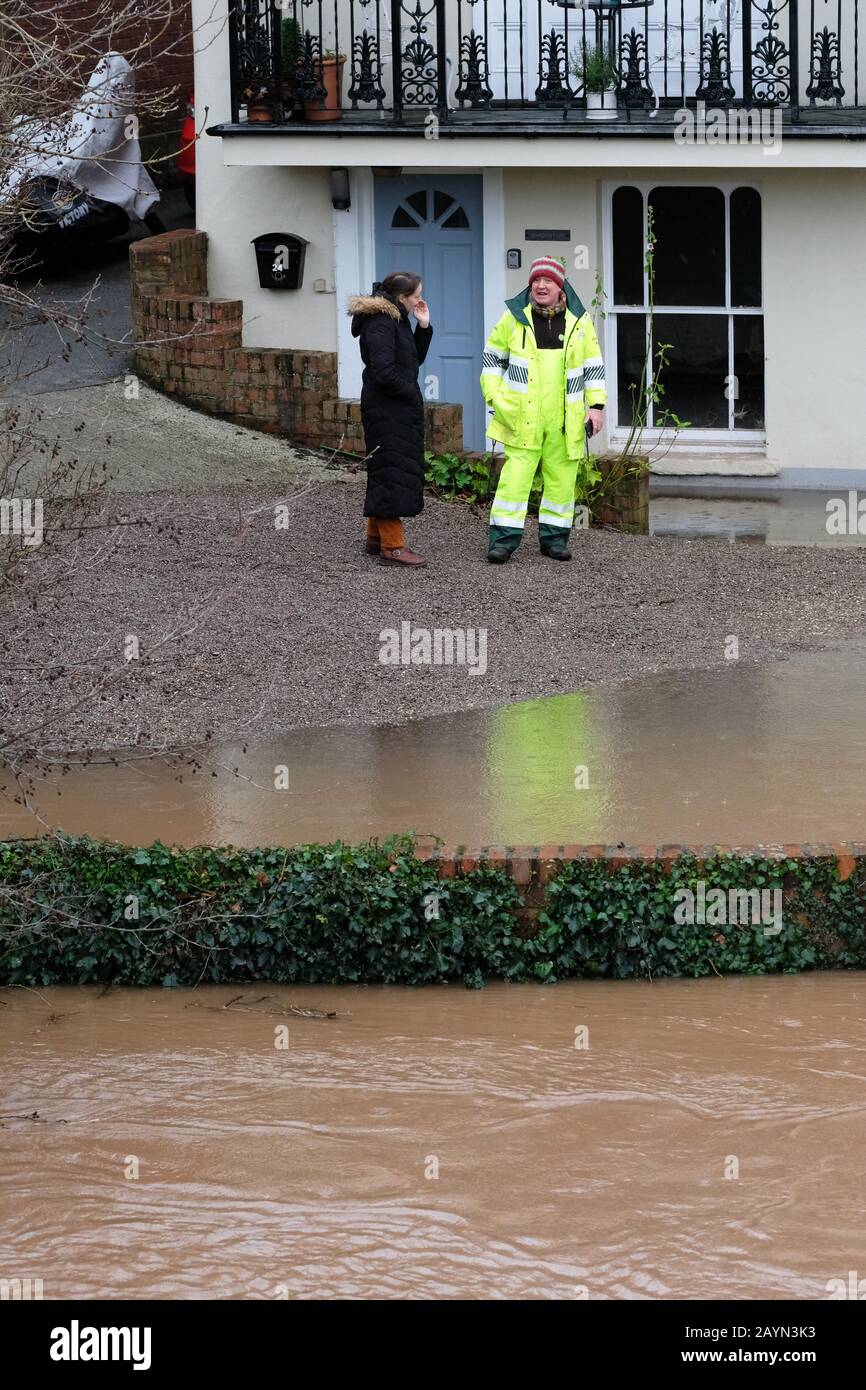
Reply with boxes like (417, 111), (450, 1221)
(572, 44), (619, 120)
(281, 16), (303, 115)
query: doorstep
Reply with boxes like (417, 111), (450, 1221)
(651, 468), (866, 495)
(649, 450), (778, 478)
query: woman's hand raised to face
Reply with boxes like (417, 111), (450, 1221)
(413, 298), (430, 329)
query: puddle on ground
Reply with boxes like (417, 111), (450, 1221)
(1, 975), (865, 1300)
(650, 490), (866, 546)
(2, 643), (866, 847)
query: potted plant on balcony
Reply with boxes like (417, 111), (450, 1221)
(281, 16), (303, 118)
(243, 83), (275, 123)
(304, 50), (346, 123)
(573, 44), (619, 121)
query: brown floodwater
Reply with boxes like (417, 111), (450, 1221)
(2, 643), (866, 847)
(2, 977), (865, 1300)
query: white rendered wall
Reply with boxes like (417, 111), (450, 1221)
(192, 3), (866, 464)
(191, 0), (338, 353)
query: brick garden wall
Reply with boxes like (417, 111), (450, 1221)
(413, 838), (866, 936)
(130, 229), (464, 455)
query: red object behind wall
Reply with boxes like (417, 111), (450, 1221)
(177, 91), (196, 178)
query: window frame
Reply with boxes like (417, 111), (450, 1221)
(390, 188), (472, 232)
(602, 180), (766, 445)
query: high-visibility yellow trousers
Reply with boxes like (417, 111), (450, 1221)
(488, 348), (581, 553)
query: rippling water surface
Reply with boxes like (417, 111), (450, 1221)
(2, 976), (866, 1299)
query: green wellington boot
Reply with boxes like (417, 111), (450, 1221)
(487, 525), (521, 564)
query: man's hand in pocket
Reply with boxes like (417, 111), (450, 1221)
(494, 393), (519, 433)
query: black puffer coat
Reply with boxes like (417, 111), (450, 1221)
(349, 293), (433, 518)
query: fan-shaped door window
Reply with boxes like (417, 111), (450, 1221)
(391, 189), (471, 231)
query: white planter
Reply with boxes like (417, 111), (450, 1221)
(585, 88), (619, 121)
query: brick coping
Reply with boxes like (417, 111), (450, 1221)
(412, 840), (865, 884)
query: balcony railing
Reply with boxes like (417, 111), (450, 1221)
(226, 1), (865, 127)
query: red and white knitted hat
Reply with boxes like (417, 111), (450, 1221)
(528, 256), (566, 290)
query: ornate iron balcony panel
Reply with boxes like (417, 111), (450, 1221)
(348, 32), (386, 106)
(807, 26), (845, 104)
(749, 1), (793, 107)
(455, 30), (494, 109)
(618, 27), (653, 107)
(295, 31), (326, 106)
(396, 0), (441, 109)
(228, 0), (283, 117)
(347, 0), (386, 108)
(224, 0), (866, 128)
(696, 26), (736, 106)
(536, 30), (575, 109)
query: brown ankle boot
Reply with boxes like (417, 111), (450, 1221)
(379, 546), (426, 567)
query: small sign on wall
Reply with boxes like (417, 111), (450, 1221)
(525, 229), (571, 241)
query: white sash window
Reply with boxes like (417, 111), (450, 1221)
(604, 181), (765, 443)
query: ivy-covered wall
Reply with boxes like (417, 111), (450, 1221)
(2, 835), (864, 989)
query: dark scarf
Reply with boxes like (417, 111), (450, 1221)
(532, 292), (566, 319)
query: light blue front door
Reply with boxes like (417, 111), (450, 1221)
(374, 175), (486, 451)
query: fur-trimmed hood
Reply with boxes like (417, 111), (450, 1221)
(349, 293), (403, 337)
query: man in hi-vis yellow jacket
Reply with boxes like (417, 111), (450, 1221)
(481, 257), (607, 563)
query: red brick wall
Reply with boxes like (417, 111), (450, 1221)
(17, 0), (194, 133)
(130, 229), (464, 455)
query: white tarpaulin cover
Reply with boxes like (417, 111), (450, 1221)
(4, 52), (159, 219)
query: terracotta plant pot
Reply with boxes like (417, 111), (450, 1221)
(247, 102), (275, 124)
(305, 57), (345, 123)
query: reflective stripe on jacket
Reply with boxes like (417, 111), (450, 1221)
(480, 282), (607, 458)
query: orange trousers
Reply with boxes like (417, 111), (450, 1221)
(366, 517), (405, 549)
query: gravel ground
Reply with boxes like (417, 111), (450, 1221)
(4, 478), (866, 754)
(5, 379), (354, 496)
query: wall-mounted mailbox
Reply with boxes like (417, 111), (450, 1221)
(252, 232), (309, 290)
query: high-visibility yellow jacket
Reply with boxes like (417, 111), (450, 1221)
(480, 283), (607, 458)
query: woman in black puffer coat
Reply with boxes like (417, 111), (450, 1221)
(349, 271), (432, 567)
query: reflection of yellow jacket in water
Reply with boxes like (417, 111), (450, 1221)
(485, 694), (601, 846)
(481, 281), (608, 462)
